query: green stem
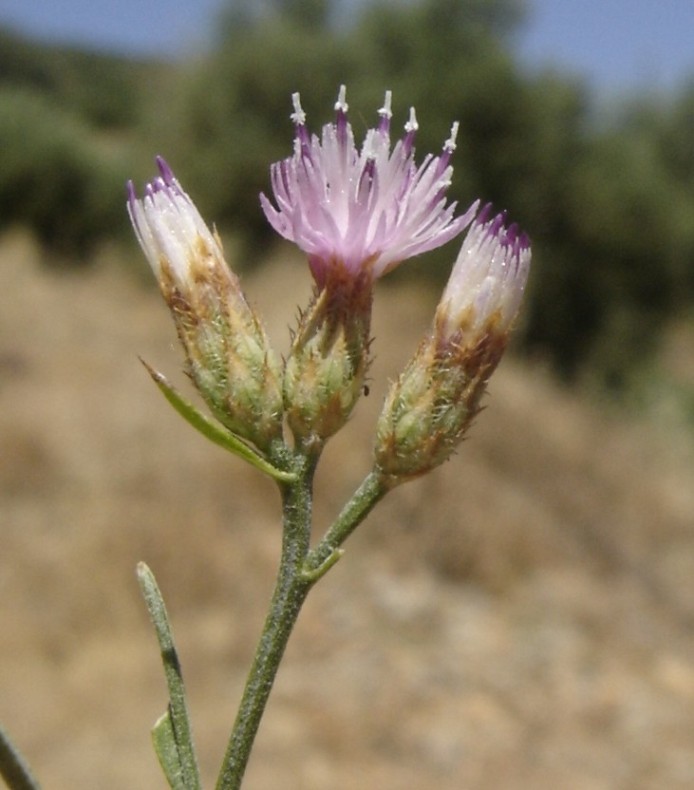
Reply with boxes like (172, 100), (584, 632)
(215, 455), (316, 790)
(0, 724), (40, 790)
(215, 467), (388, 789)
(304, 471), (387, 579)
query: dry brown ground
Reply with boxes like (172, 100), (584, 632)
(1, 228), (693, 789)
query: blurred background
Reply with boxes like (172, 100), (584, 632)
(1, 1), (693, 787)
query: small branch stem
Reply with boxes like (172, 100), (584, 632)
(304, 471), (386, 577)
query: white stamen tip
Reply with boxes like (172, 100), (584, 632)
(404, 107), (419, 133)
(362, 133), (376, 160)
(378, 90), (393, 119)
(290, 92), (306, 125)
(334, 84), (348, 113)
(444, 121), (459, 152)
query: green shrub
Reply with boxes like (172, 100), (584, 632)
(0, 88), (128, 260)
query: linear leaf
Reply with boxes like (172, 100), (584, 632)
(140, 359), (295, 483)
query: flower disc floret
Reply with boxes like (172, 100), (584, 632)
(261, 85), (478, 284)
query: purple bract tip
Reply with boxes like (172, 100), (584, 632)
(156, 156), (175, 186)
(126, 155), (226, 286)
(439, 205), (532, 338)
(488, 211), (507, 237)
(476, 202), (493, 225)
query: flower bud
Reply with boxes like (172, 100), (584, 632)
(283, 265), (372, 452)
(374, 207), (531, 484)
(128, 158), (283, 451)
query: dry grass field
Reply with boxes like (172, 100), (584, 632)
(1, 228), (693, 789)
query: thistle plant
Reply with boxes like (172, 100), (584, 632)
(0, 86), (530, 790)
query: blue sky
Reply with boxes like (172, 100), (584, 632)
(2, 0), (694, 95)
(515, 0), (694, 94)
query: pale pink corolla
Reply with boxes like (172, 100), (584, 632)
(127, 157), (226, 289)
(436, 205), (531, 340)
(260, 85), (478, 285)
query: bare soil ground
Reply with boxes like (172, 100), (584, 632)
(1, 229), (693, 789)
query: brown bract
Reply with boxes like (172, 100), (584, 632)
(375, 318), (511, 485)
(158, 241), (283, 452)
(284, 262), (374, 453)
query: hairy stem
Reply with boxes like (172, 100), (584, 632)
(215, 466), (388, 789)
(215, 455), (316, 790)
(304, 471), (387, 578)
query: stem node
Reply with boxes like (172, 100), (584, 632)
(301, 547), (344, 583)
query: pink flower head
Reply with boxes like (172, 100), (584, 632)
(437, 205), (531, 340)
(260, 85), (478, 286)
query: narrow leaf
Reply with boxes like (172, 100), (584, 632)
(140, 359), (295, 483)
(0, 724), (41, 790)
(152, 711), (186, 790)
(137, 563), (202, 790)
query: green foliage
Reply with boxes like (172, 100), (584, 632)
(0, 88), (129, 259)
(0, 26), (155, 128)
(521, 89), (694, 389)
(0, 27), (158, 261)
